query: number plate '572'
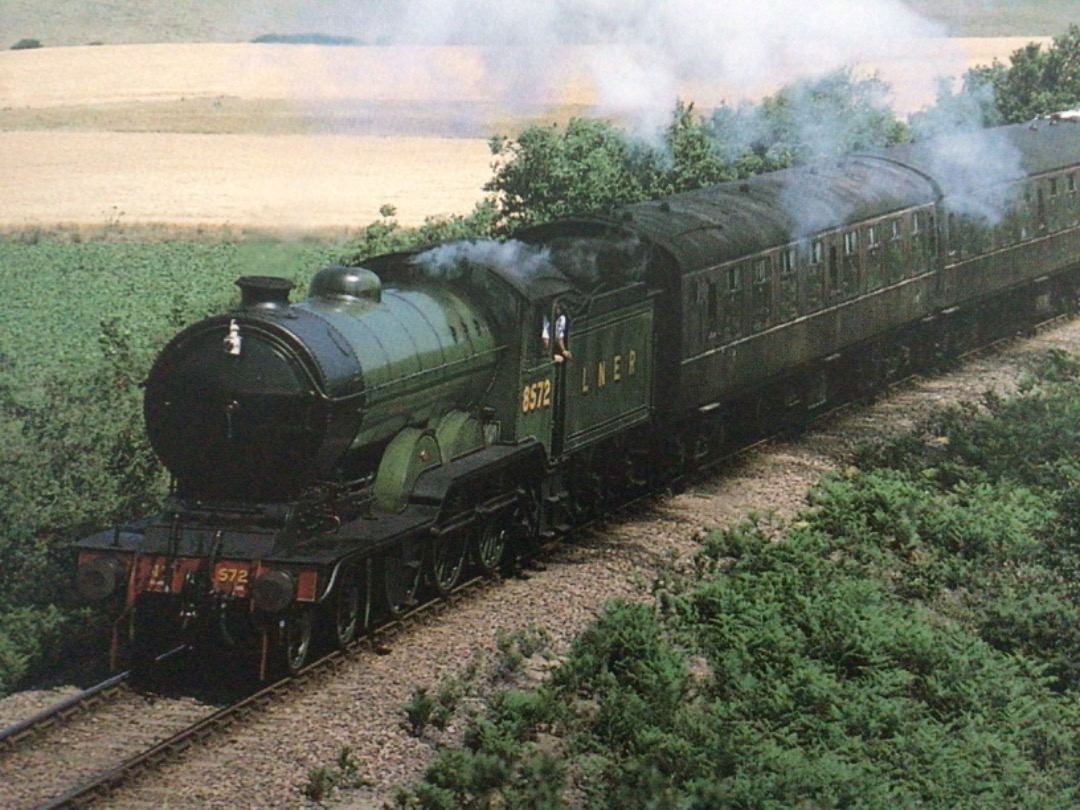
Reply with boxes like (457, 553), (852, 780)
(214, 564), (251, 596)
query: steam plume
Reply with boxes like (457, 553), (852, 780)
(319, 0), (949, 134)
(413, 239), (553, 280)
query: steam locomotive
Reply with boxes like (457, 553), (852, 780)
(76, 119), (1080, 677)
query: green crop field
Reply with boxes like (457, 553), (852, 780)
(0, 240), (344, 397)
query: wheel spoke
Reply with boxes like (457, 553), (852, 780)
(333, 571), (362, 648)
(431, 532), (467, 595)
(281, 608), (313, 674)
(472, 516), (507, 574)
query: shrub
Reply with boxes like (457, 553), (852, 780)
(400, 361), (1080, 806)
(300, 747), (365, 803)
(0, 605), (98, 694)
(403, 686), (437, 737)
(303, 766), (336, 802)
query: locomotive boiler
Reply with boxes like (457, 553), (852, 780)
(76, 118), (1080, 677)
(144, 268), (500, 506)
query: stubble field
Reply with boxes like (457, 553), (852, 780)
(0, 38), (1051, 235)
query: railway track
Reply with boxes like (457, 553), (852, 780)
(0, 672), (130, 756)
(0, 573), (494, 810)
(0, 674), (214, 810)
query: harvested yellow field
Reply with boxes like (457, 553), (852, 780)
(0, 130), (495, 233)
(0, 40), (1050, 235)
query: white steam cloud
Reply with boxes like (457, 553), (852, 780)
(924, 130), (1026, 224)
(910, 81), (1026, 225)
(414, 239), (553, 280)
(311, 0), (950, 134)
(277, 2), (1025, 234)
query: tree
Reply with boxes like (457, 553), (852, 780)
(656, 101), (742, 195)
(483, 71), (908, 231)
(964, 25), (1080, 124)
(485, 118), (655, 230)
(753, 68), (910, 163)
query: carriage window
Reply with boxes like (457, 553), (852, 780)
(891, 219), (902, 240)
(804, 243), (824, 310)
(722, 266), (743, 340)
(915, 212), (933, 266)
(1069, 173), (1076, 194)
(828, 245), (840, 295)
(810, 239), (824, 265)
(843, 230), (859, 255)
(866, 224), (886, 289)
(780, 247), (796, 274)
(946, 212), (963, 253)
(1050, 177), (1059, 197)
(779, 248), (799, 318)
(754, 257), (770, 283)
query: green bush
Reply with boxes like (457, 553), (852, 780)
(301, 746), (365, 803)
(963, 24), (1080, 123)
(398, 352), (1080, 808)
(0, 605), (98, 694)
(0, 320), (166, 604)
(403, 686), (437, 737)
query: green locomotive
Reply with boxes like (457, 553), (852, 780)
(76, 120), (1080, 677)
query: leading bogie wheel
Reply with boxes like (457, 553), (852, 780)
(279, 607), (314, 675)
(331, 568), (363, 649)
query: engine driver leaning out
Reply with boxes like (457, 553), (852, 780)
(542, 302), (572, 363)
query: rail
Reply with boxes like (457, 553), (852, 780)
(16, 574), (489, 810)
(0, 673), (129, 754)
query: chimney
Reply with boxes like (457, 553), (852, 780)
(235, 276), (294, 312)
